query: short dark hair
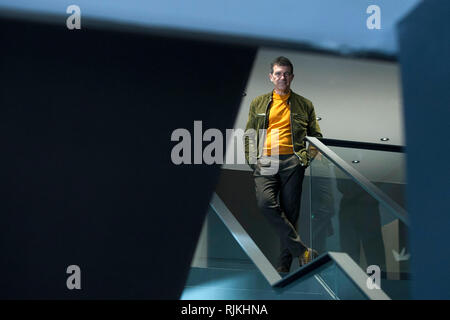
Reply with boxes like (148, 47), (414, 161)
(270, 56), (293, 74)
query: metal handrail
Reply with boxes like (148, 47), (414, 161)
(317, 137), (405, 153)
(306, 136), (409, 226)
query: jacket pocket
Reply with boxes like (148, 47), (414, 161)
(291, 113), (308, 156)
(292, 113), (308, 137)
(292, 113), (308, 127)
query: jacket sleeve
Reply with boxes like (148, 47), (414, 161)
(307, 103), (323, 138)
(243, 99), (257, 169)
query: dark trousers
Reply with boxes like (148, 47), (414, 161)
(253, 154), (308, 269)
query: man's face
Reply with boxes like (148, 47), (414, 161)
(269, 64), (294, 92)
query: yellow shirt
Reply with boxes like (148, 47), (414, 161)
(263, 91), (294, 155)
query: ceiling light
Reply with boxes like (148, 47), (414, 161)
(380, 137), (389, 141)
(352, 160), (360, 164)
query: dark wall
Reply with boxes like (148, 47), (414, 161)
(0, 17), (256, 299)
(397, 0), (450, 299)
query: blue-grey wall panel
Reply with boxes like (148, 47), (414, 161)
(397, 0), (450, 299)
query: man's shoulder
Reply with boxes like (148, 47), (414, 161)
(291, 91), (314, 108)
(251, 92), (272, 104)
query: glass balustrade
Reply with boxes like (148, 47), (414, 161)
(308, 141), (410, 299)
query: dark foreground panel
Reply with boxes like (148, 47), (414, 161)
(0, 16), (256, 299)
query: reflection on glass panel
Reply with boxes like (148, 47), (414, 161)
(309, 155), (411, 299)
(190, 206), (256, 271)
(278, 260), (371, 300)
(328, 146), (406, 209)
(312, 260), (368, 300)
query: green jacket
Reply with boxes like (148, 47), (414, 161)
(244, 90), (323, 167)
